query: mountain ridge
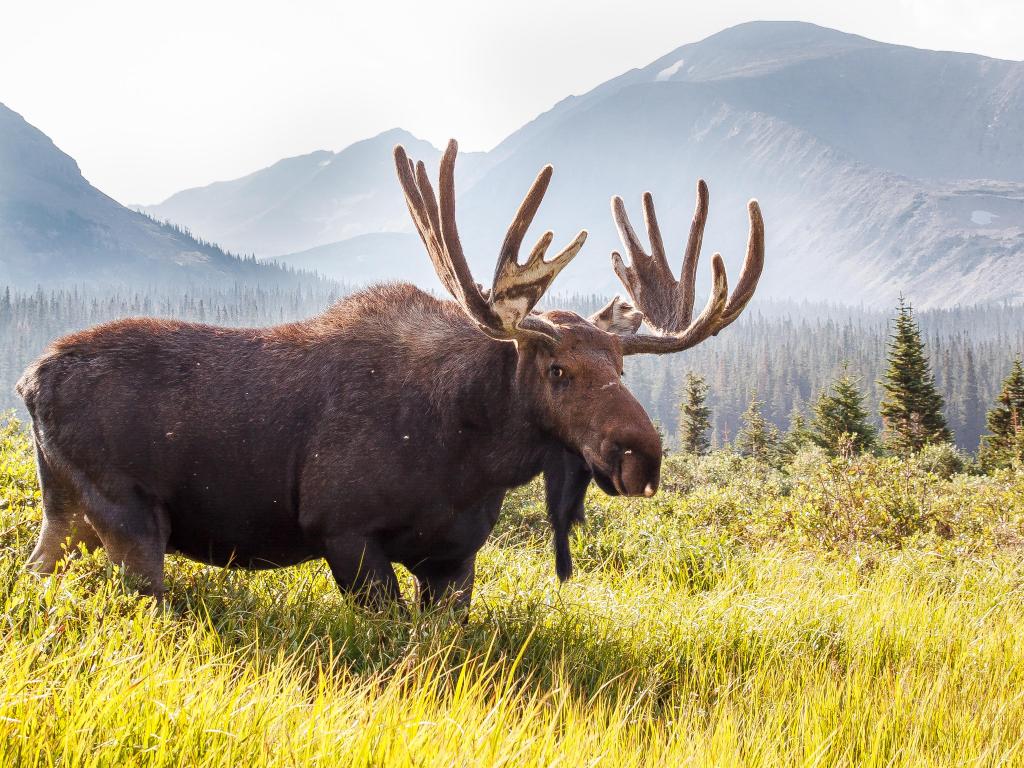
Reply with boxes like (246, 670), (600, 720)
(56, 22), (1024, 305)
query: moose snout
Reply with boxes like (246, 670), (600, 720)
(619, 447), (660, 497)
(597, 422), (663, 498)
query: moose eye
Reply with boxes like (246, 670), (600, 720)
(549, 364), (565, 379)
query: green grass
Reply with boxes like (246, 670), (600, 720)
(2, 413), (1024, 766)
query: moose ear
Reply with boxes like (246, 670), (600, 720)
(589, 295), (644, 335)
(542, 447), (592, 582)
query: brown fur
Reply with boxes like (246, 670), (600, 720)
(18, 283), (662, 606)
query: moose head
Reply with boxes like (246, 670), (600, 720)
(394, 140), (764, 502)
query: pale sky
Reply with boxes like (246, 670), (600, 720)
(2, 0), (1020, 204)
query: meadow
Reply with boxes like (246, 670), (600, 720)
(1, 413), (1023, 767)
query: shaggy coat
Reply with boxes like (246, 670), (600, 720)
(17, 283), (657, 604)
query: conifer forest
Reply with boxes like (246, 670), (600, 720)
(4, 284), (1019, 457)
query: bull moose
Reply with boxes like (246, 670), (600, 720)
(16, 140), (764, 607)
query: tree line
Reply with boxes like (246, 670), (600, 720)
(1, 285), (1021, 465)
(677, 297), (1023, 470)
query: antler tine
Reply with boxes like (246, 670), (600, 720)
(679, 253), (729, 346)
(678, 179), (709, 326)
(641, 192), (669, 269)
(413, 161), (442, 242)
(495, 165), (553, 284)
(394, 148), (439, 260)
(436, 140), (492, 321)
(411, 160), (459, 297)
(611, 195), (647, 264)
(718, 200), (764, 327)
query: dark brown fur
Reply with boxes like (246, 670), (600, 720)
(18, 282), (662, 606)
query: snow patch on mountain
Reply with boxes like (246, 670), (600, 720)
(655, 59), (685, 81)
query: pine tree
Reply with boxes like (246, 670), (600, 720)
(678, 373), (712, 456)
(879, 297), (951, 452)
(980, 358), (1024, 470)
(736, 392), (779, 463)
(810, 369), (877, 457)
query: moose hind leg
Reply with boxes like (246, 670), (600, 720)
(75, 479), (171, 598)
(26, 446), (103, 573)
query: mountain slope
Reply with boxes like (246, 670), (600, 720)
(273, 232), (438, 289)
(143, 130), (493, 258)
(456, 21), (1024, 307)
(0, 103), (311, 289)
(453, 77), (1024, 307)
(144, 21), (1024, 307)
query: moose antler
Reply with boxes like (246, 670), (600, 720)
(607, 180), (764, 355)
(394, 140), (586, 344)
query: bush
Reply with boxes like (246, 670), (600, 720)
(913, 442), (967, 479)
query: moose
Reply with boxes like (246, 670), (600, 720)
(17, 140), (764, 608)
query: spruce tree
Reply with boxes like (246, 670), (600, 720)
(780, 404), (814, 459)
(879, 297), (951, 452)
(980, 358), (1024, 469)
(810, 370), (877, 457)
(736, 392), (779, 463)
(678, 373), (712, 456)
(958, 347), (985, 453)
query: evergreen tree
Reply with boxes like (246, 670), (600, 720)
(879, 297), (951, 452)
(980, 358), (1024, 469)
(810, 370), (877, 457)
(958, 347), (985, 453)
(736, 392), (780, 463)
(678, 373), (712, 456)
(780, 404), (814, 459)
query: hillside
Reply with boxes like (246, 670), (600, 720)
(0, 104), (315, 288)
(144, 22), (1024, 308)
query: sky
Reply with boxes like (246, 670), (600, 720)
(2, 0), (1021, 205)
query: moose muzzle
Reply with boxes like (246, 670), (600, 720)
(583, 415), (662, 498)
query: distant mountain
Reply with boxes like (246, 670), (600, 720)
(274, 232), (439, 289)
(0, 103), (315, 289)
(142, 130), (494, 258)
(143, 22), (1024, 308)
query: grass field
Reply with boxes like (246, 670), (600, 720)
(1, 413), (1023, 766)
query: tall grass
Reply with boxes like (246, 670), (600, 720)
(1, 414), (1023, 766)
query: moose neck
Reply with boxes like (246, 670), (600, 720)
(453, 331), (555, 488)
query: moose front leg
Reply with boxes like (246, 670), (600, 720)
(411, 556), (476, 611)
(322, 536), (402, 609)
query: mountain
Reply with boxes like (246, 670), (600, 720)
(272, 232), (439, 289)
(144, 22), (1024, 308)
(0, 103), (314, 289)
(142, 130), (493, 258)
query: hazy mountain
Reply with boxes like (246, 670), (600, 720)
(146, 22), (1024, 308)
(0, 103), (313, 289)
(142, 131), (492, 258)
(273, 232), (440, 289)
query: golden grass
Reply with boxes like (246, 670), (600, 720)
(1, 416), (1023, 766)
